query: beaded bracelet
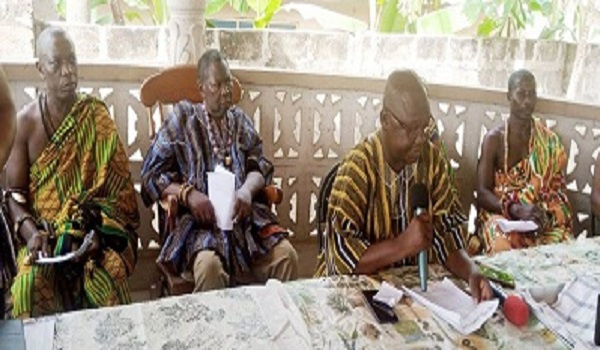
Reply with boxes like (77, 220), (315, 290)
(177, 183), (193, 207)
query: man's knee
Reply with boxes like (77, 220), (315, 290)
(269, 239), (299, 281)
(192, 250), (229, 292)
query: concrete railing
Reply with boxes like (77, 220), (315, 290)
(4, 63), (599, 289)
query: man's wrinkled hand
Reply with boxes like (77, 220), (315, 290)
(26, 231), (48, 263)
(232, 188), (252, 224)
(187, 189), (216, 227)
(402, 214), (433, 258)
(469, 271), (493, 303)
(509, 203), (547, 232)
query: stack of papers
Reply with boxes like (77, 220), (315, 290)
(403, 278), (499, 335)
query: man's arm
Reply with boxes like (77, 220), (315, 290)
(6, 108), (40, 247)
(354, 214), (432, 275)
(593, 157), (600, 218)
(476, 131), (502, 214)
(445, 249), (492, 302)
(0, 67), (15, 169)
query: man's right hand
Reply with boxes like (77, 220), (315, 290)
(26, 231), (49, 261)
(509, 203), (546, 229)
(401, 214), (433, 257)
(186, 189), (216, 227)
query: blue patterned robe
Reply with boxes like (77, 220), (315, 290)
(141, 102), (285, 279)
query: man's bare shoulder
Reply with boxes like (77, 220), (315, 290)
(15, 100), (39, 136)
(482, 124), (504, 146)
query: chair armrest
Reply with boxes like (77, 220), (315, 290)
(263, 185), (283, 205)
(159, 195), (178, 234)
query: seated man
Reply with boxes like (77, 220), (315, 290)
(315, 70), (492, 302)
(141, 49), (298, 292)
(473, 69), (572, 254)
(6, 27), (140, 318)
(592, 156), (600, 234)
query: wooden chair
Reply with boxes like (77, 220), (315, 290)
(140, 64), (282, 296)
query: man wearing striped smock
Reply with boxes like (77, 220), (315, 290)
(315, 70), (492, 302)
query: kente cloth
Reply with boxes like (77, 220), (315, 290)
(11, 94), (139, 318)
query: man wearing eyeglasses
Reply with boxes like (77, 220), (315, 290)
(141, 49), (298, 292)
(315, 70), (492, 302)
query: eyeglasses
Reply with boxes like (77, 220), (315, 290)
(383, 106), (432, 139)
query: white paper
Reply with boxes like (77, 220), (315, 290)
(24, 318), (55, 350)
(373, 281), (404, 308)
(208, 165), (236, 230)
(35, 252), (76, 264)
(250, 280), (312, 350)
(495, 218), (538, 233)
(403, 278), (499, 335)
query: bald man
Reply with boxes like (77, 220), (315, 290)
(315, 70), (492, 302)
(5, 27), (139, 318)
(473, 70), (572, 255)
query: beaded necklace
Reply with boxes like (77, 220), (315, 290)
(202, 106), (234, 168)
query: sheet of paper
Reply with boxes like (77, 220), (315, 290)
(403, 278), (498, 335)
(23, 318), (54, 350)
(374, 281), (404, 308)
(208, 165), (236, 230)
(35, 252), (76, 264)
(495, 218), (538, 233)
(250, 280), (312, 350)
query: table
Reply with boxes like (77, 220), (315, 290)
(34, 237), (600, 349)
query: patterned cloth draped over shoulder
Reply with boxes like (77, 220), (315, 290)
(11, 94), (139, 318)
(472, 119), (572, 254)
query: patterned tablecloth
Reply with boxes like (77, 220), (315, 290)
(36, 237), (600, 350)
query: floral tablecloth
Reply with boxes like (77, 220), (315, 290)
(37, 237), (600, 350)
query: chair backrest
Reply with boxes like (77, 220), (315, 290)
(316, 163), (340, 254)
(139, 64), (242, 138)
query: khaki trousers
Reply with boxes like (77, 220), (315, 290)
(192, 239), (298, 292)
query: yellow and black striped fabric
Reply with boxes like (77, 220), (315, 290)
(315, 132), (466, 277)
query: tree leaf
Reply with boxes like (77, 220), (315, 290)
(124, 9), (144, 23)
(378, 0), (399, 32)
(55, 0), (66, 18)
(529, 0), (542, 12)
(149, 0), (168, 24)
(206, 0), (228, 16)
(477, 17), (498, 36)
(231, 0), (250, 14)
(253, 0), (281, 28)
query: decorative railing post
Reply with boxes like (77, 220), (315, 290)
(166, 0), (206, 65)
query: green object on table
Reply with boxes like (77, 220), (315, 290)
(478, 262), (516, 289)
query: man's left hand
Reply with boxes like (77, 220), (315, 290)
(74, 231), (102, 263)
(469, 271), (493, 303)
(232, 188), (252, 223)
